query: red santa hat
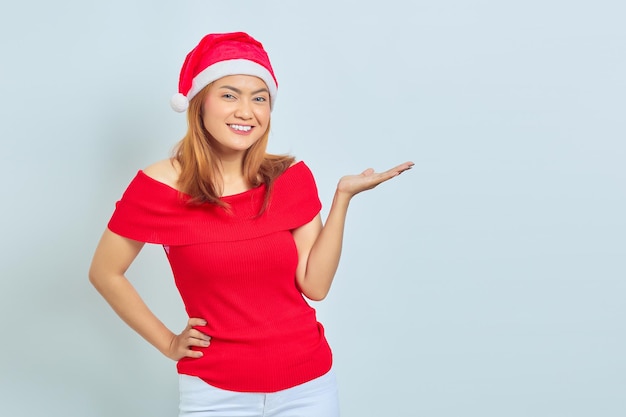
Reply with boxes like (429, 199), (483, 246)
(170, 32), (278, 112)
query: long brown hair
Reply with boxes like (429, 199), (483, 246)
(174, 84), (294, 214)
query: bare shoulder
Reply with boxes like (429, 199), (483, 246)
(142, 158), (181, 190)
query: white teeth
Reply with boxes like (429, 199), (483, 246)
(229, 124), (252, 132)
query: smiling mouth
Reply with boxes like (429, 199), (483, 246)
(228, 124), (253, 132)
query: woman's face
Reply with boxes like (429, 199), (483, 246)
(201, 74), (271, 158)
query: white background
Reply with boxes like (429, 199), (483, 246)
(1, 1), (624, 416)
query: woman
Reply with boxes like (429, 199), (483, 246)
(89, 31), (413, 417)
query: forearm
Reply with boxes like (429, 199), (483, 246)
(300, 190), (352, 300)
(90, 273), (175, 357)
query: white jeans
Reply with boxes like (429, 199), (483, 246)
(178, 369), (340, 417)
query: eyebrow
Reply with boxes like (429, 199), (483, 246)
(218, 85), (270, 95)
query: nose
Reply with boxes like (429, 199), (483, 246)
(234, 100), (253, 120)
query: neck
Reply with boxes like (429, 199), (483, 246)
(216, 154), (252, 196)
(219, 156), (244, 177)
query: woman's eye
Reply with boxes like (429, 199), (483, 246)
(222, 94), (235, 99)
(253, 97), (267, 102)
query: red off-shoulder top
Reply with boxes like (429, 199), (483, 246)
(108, 161), (332, 392)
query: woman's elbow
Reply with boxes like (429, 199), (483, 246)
(88, 262), (111, 291)
(88, 265), (102, 288)
(302, 286), (330, 302)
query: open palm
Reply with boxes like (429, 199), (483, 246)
(337, 161), (414, 197)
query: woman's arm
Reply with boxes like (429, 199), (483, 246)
(293, 161), (414, 301)
(88, 229), (210, 360)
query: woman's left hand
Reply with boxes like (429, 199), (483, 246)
(337, 161), (414, 198)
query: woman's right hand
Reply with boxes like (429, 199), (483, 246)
(165, 318), (211, 361)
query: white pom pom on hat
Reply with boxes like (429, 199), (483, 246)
(170, 93), (189, 112)
(170, 32), (278, 113)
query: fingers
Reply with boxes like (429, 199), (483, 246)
(397, 161), (415, 173)
(187, 317), (207, 328)
(182, 318), (211, 358)
(366, 161), (414, 178)
(337, 161), (414, 197)
(187, 317), (211, 343)
(189, 329), (212, 348)
(186, 348), (204, 359)
(369, 162), (413, 184)
(385, 161), (414, 175)
(379, 161), (414, 181)
(179, 333), (210, 359)
(165, 319), (212, 361)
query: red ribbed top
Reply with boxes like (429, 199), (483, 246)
(108, 161), (332, 392)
